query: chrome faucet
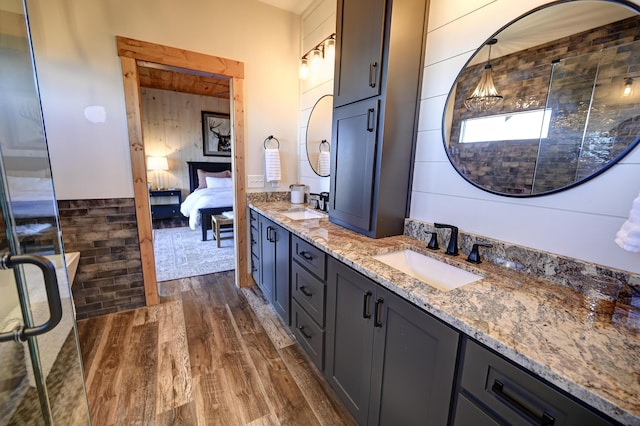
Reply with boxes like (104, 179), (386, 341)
(434, 223), (459, 256)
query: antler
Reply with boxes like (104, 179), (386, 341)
(209, 120), (223, 132)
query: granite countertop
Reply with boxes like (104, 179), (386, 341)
(249, 200), (640, 425)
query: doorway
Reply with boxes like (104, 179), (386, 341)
(117, 37), (249, 305)
(138, 67), (234, 281)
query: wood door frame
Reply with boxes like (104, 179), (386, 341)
(117, 36), (248, 306)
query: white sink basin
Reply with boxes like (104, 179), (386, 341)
(372, 249), (482, 292)
(281, 209), (325, 220)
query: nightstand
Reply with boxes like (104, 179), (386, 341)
(149, 189), (182, 220)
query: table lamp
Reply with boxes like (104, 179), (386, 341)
(147, 156), (169, 190)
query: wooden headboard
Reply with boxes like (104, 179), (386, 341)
(187, 161), (232, 193)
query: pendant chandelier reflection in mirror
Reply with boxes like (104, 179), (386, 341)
(464, 39), (503, 112)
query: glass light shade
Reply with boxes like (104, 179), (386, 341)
(464, 65), (504, 112)
(147, 156), (169, 171)
(324, 38), (336, 63)
(311, 48), (322, 71)
(299, 58), (309, 80)
(623, 78), (633, 97)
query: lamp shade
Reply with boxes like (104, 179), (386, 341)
(147, 156), (169, 171)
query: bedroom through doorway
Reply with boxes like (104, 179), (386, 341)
(118, 36), (249, 305)
(138, 64), (237, 283)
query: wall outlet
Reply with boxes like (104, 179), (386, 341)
(248, 174), (264, 188)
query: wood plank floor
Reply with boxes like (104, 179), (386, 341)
(77, 271), (356, 426)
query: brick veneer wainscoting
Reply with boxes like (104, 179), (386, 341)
(58, 198), (145, 319)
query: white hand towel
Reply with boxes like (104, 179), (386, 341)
(317, 151), (330, 176)
(615, 191), (640, 252)
(265, 148), (281, 182)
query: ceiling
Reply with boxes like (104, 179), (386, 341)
(470, 2), (636, 65)
(137, 61), (230, 99)
(255, 0), (314, 15)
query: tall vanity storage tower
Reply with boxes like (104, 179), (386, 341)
(329, 0), (429, 238)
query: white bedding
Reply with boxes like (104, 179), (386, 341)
(180, 187), (233, 230)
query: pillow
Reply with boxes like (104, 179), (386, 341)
(205, 177), (233, 189)
(196, 168), (231, 189)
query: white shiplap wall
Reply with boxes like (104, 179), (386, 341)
(298, 0), (336, 194)
(414, 0), (640, 274)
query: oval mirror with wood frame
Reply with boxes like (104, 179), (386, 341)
(443, 0), (640, 197)
(306, 94), (333, 177)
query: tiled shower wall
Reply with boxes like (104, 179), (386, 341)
(58, 198), (145, 319)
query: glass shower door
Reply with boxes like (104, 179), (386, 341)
(0, 0), (90, 424)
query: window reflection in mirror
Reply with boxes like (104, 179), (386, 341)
(306, 95), (333, 177)
(443, 0), (640, 197)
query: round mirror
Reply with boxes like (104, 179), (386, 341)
(306, 95), (333, 177)
(443, 0), (640, 197)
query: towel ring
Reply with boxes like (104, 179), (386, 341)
(319, 139), (331, 152)
(264, 135), (280, 149)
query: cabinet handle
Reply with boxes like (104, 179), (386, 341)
(299, 286), (313, 297)
(369, 61), (378, 88)
(266, 226), (276, 242)
(374, 297), (384, 327)
(298, 325), (313, 339)
(366, 108), (375, 132)
(270, 227), (277, 242)
(362, 291), (372, 319)
(491, 380), (555, 426)
(299, 251), (313, 261)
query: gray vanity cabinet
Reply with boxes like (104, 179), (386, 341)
(326, 257), (460, 425)
(333, 0), (386, 107)
(249, 208), (261, 286)
(258, 214), (290, 324)
(453, 339), (613, 426)
(330, 0), (429, 238)
(330, 99), (379, 232)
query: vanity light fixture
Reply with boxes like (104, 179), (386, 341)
(298, 33), (336, 80)
(325, 37), (336, 63)
(465, 38), (503, 112)
(299, 58), (309, 80)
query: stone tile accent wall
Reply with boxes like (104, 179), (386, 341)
(58, 198), (145, 319)
(405, 218), (640, 307)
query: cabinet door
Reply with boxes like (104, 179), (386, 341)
(334, 0), (386, 107)
(325, 258), (376, 425)
(258, 215), (274, 303)
(330, 99), (379, 234)
(271, 222), (290, 325)
(369, 286), (460, 426)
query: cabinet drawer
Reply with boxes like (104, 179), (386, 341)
(292, 235), (326, 279)
(291, 261), (326, 326)
(250, 226), (259, 257)
(249, 208), (259, 230)
(292, 300), (324, 370)
(251, 254), (260, 285)
(453, 393), (501, 426)
(459, 339), (611, 426)
(151, 204), (180, 219)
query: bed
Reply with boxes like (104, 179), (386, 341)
(6, 176), (60, 254)
(181, 161), (234, 241)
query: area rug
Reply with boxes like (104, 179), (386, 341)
(153, 226), (235, 282)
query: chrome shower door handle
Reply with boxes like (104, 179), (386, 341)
(0, 253), (62, 342)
